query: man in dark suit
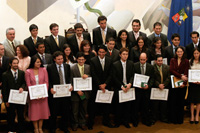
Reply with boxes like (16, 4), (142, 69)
(112, 48), (134, 128)
(92, 15), (117, 51)
(186, 31), (200, 59)
(128, 19), (148, 47)
(165, 33), (180, 65)
(33, 42), (53, 66)
(132, 52), (154, 127)
(47, 51), (72, 133)
(148, 22), (168, 47)
(71, 52), (90, 131)
(151, 54), (170, 124)
(67, 23), (92, 56)
(44, 23), (67, 55)
(88, 45), (114, 129)
(2, 57), (26, 133)
(24, 24), (44, 57)
(105, 37), (120, 63)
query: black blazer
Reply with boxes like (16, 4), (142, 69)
(148, 33), (168, 48)
(134, 62), (154, 89)
(92, 27), (116, 50)
(44, 35), (67, 54)
(165, 45), (174, 65)
(90, 56), (112, 91)
(112, 60), (134, 91)
(128, 31), (148, 47)
(33, 53), (53, 64)
(2, 69), (26, 102)
(186, 41), (200, 59)
(24, 36), (43, 57)
(115, 41), (133, 51)
(67, 33), (91, 56)
(0, 56), (9, 83)
(105, 48), (120, 63)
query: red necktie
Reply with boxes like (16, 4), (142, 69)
(109, 51), (112, 56)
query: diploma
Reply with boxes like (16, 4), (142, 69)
(151, 58), (168, 65)
(119, 88), (135, 103)
(95, 90), (114, 104)
(171, 75), (184, 88)
(73, 77), (92, 91)
(8, 89), (28, 105)
(188, 69), (200, 82)
(133, 74), (150, 88)
(28, 84), (48, 100)
(150, 88), (169, 101)
(53, 84), (71, 98)
(0, 90), (2, 104)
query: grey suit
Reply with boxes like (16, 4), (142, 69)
(2, 39), (21, 58)
(148, 33), (168, 48)
(70, 64), (91, 127)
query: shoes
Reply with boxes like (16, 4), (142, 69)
(88, 125), (93, 130)
(64, 129), (70, 133)
(151, 119), (156, 125)
(160, 119), (169, 123)
(38, 129), (43, 133)
(132, 121), (138, 127)
(195, 121), (199, 124)
(103, 122), (115, 128)
(142, 121), (152, 127)
(190, 121), (194, 124)
(114, 124), (120, 128)
(123, 123), (131, 128)
(71, 126), (78, 131)
(49, 129), (56, 133)
(80, 126), (87, 131)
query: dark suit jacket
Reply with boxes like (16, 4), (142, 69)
(44, 35), (67, 54)
(67, 33), (91, 56)
(128, 31), (148, 47)
(90, 56), (112, 91)
(170, 58), (189, 85)
(115, 41), (132, 51)
(112, 60), (134, 91)
(70, 64), (90, 101)
(33, 53), (53, 64)
(92, 27), (116, 50)
(153, 64), (170, 88)
(0, 56), (9, 83)
(47, 63), (71, 97)
(105, 48), (119, 63)
(134, 62), (154, 89)
(186, 41), (200, 59)
(148, 33), (168, 47)
(165, 45), (174, 65)
(2, 69), (26, 102)
(129, 47), (150, 63)
(24, 36), (43, 57)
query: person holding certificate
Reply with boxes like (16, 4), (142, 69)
(132, 52), (154, 127)
(25, 56), (50, 133)
(112, 48), (134, 128)
(88, 45), (114, 129)
(2, 57), (26, 133)
(169, 46), (189, 124)
(188, 48), (200, 124)
(47, 51), (72, 133)
(70, 52), (90, 131)
(151, 54), (170, 124)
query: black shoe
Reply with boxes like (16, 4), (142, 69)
(123, 123), (131, 128)
(88, 125), (93, 130)
(80, 126), (87, 131)
(160, 119), (169, 123)
(71, 126), (78, 131)
(50, 129), (56, 133)
(195, 121), (199, 124)
(151, 119), (156, 125)
(132, 121), (138, 127)
(190, 121), (194, 124)
(64, 129), (70, 133)
(103, 122), (115, 128)
(142, 121), (152, 127)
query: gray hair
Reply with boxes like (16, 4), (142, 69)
(6, 27), (15, 34)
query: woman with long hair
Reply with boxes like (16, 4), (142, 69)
(63, 44), (76, 67)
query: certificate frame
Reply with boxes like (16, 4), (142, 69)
(73, 77), (92, 91)
(95, 90), (114, 104)
(53, 84), (71, 98)
(171, 75), (184, 88)
(8, 89), (28, 105)
(133, 74), (150, 88)
(188, 70), (200, 82)
(28, 84), (48, 100)
(119, 88), (135, 103)
(150, 88), (169, 101)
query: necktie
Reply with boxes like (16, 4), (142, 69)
(122, 63), (127, 84)
(14, 72), (17, 81)
(55, 37), (59, 46)
(0, 58), (2, 67)
(134, 33), (139, 40)
(159, 66), (163, 84)
(101, 60), (104, 71)
(109, 51), (112, 56)
(11, 42), (16, 52)
(59, 65), (64, 84)
(141, 65), (145, 75)
(78, 36), (82, 50)
(80, 66), (84, 77)
(33, 38), (37, 44)
(195, 44), (198, 48)
(102, 30), (106, 44)
(42, 55), (46, 64)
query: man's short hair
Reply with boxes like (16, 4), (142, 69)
(35, 41), (45, 48)
(132, 19), (141, 26)
(53, 51), (63, 59)
(76, 52), (85, 59)
(6, 27), (15, 34)
(74, 23), (83, 30)
(29, 24), (38, 32)
(153, 22), (162, 28)
(97, 15), (107, 23)
(97, 45), (107, 52)
(190, 31), (199, 37)
(155, 54), (163, 60)
(106, 37), (115, 43)
(49, 23), (59, 30)
(171, 33), (180, 40)
(119, 47), (129, 54)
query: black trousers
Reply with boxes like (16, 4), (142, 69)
(48, 97), (70, 131)
(6, 103), (25, 132)
(151, 100), (168, 121)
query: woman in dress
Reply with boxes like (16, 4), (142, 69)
(63, 44), (76, 67)
(169, 46), (189, 124)
(188, 48), (200, 124)
(115, 29), (132, 51)
(25, 56), (50, 133)
(15, 45), (31, 71)
(80, 40), (95, 65)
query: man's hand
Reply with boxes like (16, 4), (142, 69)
(159, 84), (165, 90)
(82, 74), (88, 79)
(50, 88), (56, 94)
(19, 88), (23, 93)
(77, 91), (84, 96)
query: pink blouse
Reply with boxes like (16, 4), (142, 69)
(15, 56), (31, 71)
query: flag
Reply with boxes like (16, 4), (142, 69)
(167, 0), (193, 47)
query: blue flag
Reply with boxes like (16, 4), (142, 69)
(167, 0), (193, 47)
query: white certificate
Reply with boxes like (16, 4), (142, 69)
(119, 88), (135, 103)
(53, 84), (71, 98)
(188, 70), (200, 82)
(150, 88), (169, 101)
(8, 89), (28, 105)
(73, 77), (92, 91)
(0, 90), (2, 104)
(133, 74), (150, 88)
(28, 84), (48, 100)
(151, 58), (168, 65)
(95, 90), (114, 104)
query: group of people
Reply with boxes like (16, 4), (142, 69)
(0, 15), (199, 133)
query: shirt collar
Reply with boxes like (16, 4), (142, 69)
(11, 69), (18, 75)
(76, 34), (83, 39)
(56, 63), (63, 68)
(140, 63), (146, 67)
(98, 56), (105, 62)
(100, 27), (107, 32)
(77, 63), (84, 68)
(120, 60), (126, 65)
(31, 36), (37, 40)
(154, 33), (160, 37)
(38, 52), (45, 57)
(193, 39), (199, 46)
(133, 31), (139, 35)
(52, 34), (58, 39)
(7, 39), (13, 44)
